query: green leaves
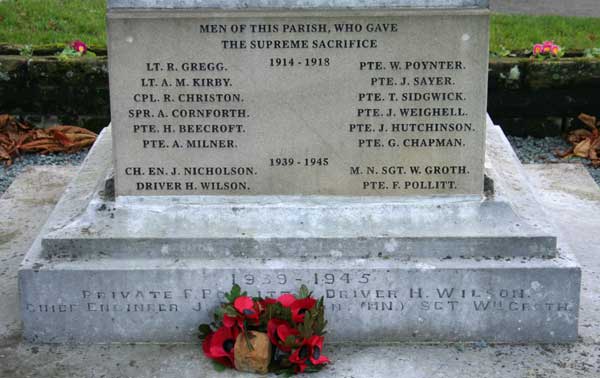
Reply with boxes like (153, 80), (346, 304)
(18, 44), (33, 57)
(284, 335), (299, 349)
(313, 298), (328, 336)
(211, 360), (227, 372)
(224, 284), (246, 303)
(222, 305), (239, 318)
(584, 47), (600, 58)
(297, 315), (313, 340)
(490, 44), (511, 58)
(198, 324), (212, 340)
(56, 45), (96, 61)
(264, 302), (292, 324)
(294, 296), (326, 339)
(298, 285), (311, 299)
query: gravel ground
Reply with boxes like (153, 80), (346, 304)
(507, 135), (600, 186)
(0, 136), (599, 196)
(0, 150), (88, 196)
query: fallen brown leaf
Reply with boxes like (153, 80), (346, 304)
(556, 113), (600, 166)
(0, 114), (97, 165)
(578, 113), (599, 130)
(574, 139), (592, 158)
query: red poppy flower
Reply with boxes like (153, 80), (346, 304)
(267, 319), (299, 352)
(71, 40), (88, 54)
(277, 293), (296, 307)
(202, 326), (239, 368)
(234, 296), (260, 320)
(289, 335), (329, 372)
(238, 296), (264, 325)
(202, 332), (232, 368)
(223, 313), (240, 329)
(223, 296), (262, 330)
(290, 297), (317, 323)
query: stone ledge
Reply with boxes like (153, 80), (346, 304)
(19, 253), (580, 343)
(37, 120), (558, 260)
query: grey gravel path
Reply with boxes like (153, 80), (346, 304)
(0, 151), (88, 195)
(1, 136), (599, 195)
(507, 136), (600, 186)
(491, 0), (600, 17)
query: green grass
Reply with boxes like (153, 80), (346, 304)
(0, 0), (599, 54)
(491, 14), (600, 53)
(0, 0), (106, 47)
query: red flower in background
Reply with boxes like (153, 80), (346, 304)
(289, 335), (329, 373)
(533, 40), (561, 57)
(71, 40), (88, 54)
(202, 326), (239, 368)
(267, 319), (299, 352)
(542, 40), (553, 54)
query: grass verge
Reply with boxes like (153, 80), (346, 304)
(491, 14), (600, 53)
(0, 1), (599, 54)
(0, 0), (106, 47)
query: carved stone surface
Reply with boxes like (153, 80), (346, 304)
(18, 121), (581, 344)
(107, 9), (489, 196)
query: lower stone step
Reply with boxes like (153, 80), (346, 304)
(20, 255), (580, 343)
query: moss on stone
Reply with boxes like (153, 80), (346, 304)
(489, 57), (600, 90)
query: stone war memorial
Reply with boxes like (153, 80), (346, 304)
(19, 0), (581, 344)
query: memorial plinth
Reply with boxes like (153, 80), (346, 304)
(19, 0), (581, 344)
(108, 2), (490, 197)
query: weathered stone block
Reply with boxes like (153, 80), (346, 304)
(18, 119), (581, 344)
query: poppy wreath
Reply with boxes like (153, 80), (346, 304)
(199, 284), (329, 375)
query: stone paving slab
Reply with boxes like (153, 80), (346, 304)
(524, 164), (600, 345)
(0, 167), (76, 345)
(1, 163), (599, 377)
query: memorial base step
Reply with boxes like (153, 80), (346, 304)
(19, 118), (581, 343)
